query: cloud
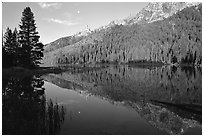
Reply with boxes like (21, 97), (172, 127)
(46, 18), (79, 26)
(63, 12), (72, 18)
(38, 2), (62, 9)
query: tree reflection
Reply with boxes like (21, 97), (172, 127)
(2, 75), (65, 135)
(43, 65), (202, 134)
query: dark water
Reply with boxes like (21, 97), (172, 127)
(2, 65), (202, 135)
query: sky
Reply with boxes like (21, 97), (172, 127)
(2, 2), (148, 44)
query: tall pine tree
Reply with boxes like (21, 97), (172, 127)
(18, 7), (43, 68)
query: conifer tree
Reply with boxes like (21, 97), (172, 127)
(12, 28), (20, 66)
(2, 27), (19, 67)
(2, 27), (13, 67)
(18, 7), (43, 68)
(3, 27), (13, 53)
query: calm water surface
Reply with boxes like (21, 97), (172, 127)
(2, 65), (202, 135)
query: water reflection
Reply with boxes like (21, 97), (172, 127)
(2, 75), (65, 135)
(43, 65), (202, 135)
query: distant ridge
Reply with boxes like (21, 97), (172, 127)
(42, 2), (201, 67)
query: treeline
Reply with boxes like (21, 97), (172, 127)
(2, 7), (44, 69)
(56, 4), (201, 66)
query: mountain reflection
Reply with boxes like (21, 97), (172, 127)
(2, 75), (65, 135)
(43, 65), (202, 135)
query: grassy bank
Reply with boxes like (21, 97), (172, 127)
(2, 65), (107, 78)
(2, 67), (64, 78)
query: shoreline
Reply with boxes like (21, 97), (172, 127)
(2, 63), (201, 78)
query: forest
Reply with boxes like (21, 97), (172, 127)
(2, 7), (44, 69)
(55, 4), (201, 66)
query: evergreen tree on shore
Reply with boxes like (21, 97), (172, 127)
(18, 7), (43, 68)
(2, 28), (13, 67)
(2, 27), (19, 67)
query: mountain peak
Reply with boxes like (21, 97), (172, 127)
(125, 2), (200, 25)
(74, 25), (92, 37)
(92, 2), (201, 32)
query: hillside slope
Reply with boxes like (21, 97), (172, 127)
(42, 2), (201, 67)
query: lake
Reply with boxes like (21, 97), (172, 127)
(2, 65), (202, 135)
